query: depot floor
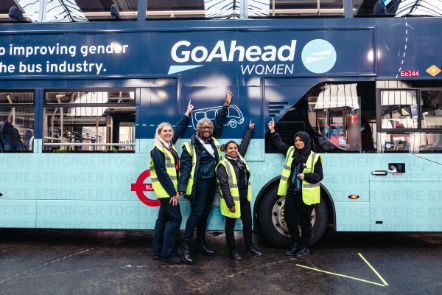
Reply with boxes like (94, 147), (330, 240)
(0, 229), (440, 295)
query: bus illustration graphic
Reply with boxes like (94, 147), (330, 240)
(191, 105), (245, 129)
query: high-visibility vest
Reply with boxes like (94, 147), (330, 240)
(277, 147), (322, 205)
(149, 142), (178, 198)
(182, 137), (222, 196)
(216, 154), (252, 218)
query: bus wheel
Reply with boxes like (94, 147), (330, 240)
(258, 186), (329, 248)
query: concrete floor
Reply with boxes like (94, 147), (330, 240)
(0, 229), (440, 295)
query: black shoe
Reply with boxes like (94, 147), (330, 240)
(180, 242), (194, 264)
(152, 255), (160, 260)
(247, 246), (263, 257)
(198, 241), (215, 256)
(161, 255), (181, 264)
(295, 247), (310, 259)
(229, 251), (242, 261)
(285, 243), (300, 256)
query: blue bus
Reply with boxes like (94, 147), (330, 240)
(0, 0), (441, 247)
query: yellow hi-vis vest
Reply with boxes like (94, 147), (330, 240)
(216, 155), (252, 219)
(149, 142), (178, 198)
(182, 137), (222, 196)
(277, 147), (322, 205)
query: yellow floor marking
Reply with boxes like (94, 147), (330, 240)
(295, 253), (388, 287)
(296, 264), (387, 287)
(358, 253), (389, 286)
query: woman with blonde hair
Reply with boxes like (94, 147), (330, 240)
(151, 101), (193, 263)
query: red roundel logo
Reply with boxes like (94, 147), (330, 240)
(131, 169), (160, 207)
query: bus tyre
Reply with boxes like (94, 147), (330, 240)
(258, 186), (328, 248)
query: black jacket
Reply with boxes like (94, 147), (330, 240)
(178, 106), (228, 196)
(269, 132), (323, 186)
(216, 128), (254, 208)
(150, 115), (189, 197)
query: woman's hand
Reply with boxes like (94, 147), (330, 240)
(169, 194), (180, 206)
(229, 206), (236, 213)
(185, 100), (194, 117)
(249, 120), (255, 129)
(268, 118), (275, 134)
(297, 173), (305, 181)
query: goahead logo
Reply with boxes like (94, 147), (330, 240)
(301, 39), (337, 74)
(168, 40), (297, 75)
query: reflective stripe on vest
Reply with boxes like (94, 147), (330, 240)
(149, 143), (178, 198)
(183, 137), (222, 196)
(216, 154), (252, 218)
(277, 148), (322, 205)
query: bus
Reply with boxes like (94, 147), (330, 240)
(0, 0), (441, 247)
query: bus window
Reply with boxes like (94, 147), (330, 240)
(380, 89), (418, 130)
(421, 90), (442, 129)
(376, 81), (442, 153)
(43, 89), (135, 152)
(309, 84), (362, 152)
(266, 82), (376, 153)
(378, 132), (442, 153)
(0, 91), (34, 152)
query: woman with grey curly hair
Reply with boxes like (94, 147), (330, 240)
(178, 90), (233, 264)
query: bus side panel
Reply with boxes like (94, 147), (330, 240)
(370, 154), (442, 232)
(0, 200), (36, 228)
(36, 200), (138, 229)
(334, 202), (371, 231)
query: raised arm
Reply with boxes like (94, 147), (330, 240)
(213, 90), (232, 137)
(268, 118), (290, 155)
(172, 100), (193, 144)
(239, 120), (255, 157)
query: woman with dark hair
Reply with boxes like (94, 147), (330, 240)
(150, 101), (193, 263)
(268, 118), (323, 259)
(216, 120), (262, 261)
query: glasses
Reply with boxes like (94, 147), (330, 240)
(201, 126), (213, 130)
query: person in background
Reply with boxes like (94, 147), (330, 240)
(150, 101), (194, 263)
(268, 118), (323, 259)
(178, 90), (232, 264)
(216, 120), (263, 261)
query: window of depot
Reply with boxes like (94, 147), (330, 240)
(248, 0), (344, 18)
(146, 0), (240, 19)
(43, 89), (135, 153)
(1, 0), (138, 23)
(0, 91), (34, 153)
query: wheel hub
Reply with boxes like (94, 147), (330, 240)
(271, 196), (316, 238)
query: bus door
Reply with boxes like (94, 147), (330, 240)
(369, 85), (442, 232)
(265, 79), (379, 233)
(137, 79), (179, 229)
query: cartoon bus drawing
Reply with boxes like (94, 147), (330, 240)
(191, 105), (245, 129)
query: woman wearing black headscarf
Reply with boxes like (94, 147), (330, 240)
(268, 118), (323, 259)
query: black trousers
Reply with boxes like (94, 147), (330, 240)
(183, 177), (216, 242)
(153, 198), (182, 258)
(225, 190), (253, 252)
(284, 189), (313, 247)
